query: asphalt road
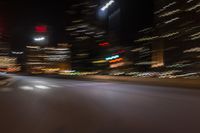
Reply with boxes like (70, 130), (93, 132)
(0, 75), (200, 133)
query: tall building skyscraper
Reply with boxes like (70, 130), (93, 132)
(65, 0), (108, 71)
(134, 0), (200, 74)
(25, 25), (71, 74)
(0, 16), (20, 73)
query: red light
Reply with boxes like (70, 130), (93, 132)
(35, 26), (47, 33)
(99, 42), (110, 47)
(113, 50), (126, 55)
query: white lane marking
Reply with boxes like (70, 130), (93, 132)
(32, 80), (48, 84)
(35, 85), (50, 90)
(20, 86), (34, 91)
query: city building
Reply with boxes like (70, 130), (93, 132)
(65, 0), (132, 72)
(25, 25), (71, 74)
(65, 0), (110, 71)
(26, 43), (71, 74)
(0, 20), (20, 73)
(134, 0), (200, 75)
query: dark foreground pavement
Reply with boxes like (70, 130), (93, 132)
(0, 75), (200, 133)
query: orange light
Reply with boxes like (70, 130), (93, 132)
(109, 58), (123, 63)
(110, 62), (125, 68)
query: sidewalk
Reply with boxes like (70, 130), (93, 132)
(64, 75), (200, 89)
(0, 75), (12, 87)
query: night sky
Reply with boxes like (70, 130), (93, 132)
(4, 1), (71, 50)
(0, 0), (153, 50)
(121, 0), (154, 43)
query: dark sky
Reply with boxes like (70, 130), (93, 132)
(121, 0), (154, 43)
(0, 0), (153, 50)
(4, 1), (71, 50)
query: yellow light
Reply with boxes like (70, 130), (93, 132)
(92, 60), (107, 64)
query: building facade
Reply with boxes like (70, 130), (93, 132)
(26, 44), (71, 74)
(134, 0), (200, 77)
(0, 21), (20, 73)
(25, 25), (71, 74)
(65, 0), (109, 71)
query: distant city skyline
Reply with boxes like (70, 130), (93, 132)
(0, 0), (153, 50)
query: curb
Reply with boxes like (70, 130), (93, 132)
(0, 77), (13, 87)
(64, 75), (200, 89)
(17, 74), (200, 89)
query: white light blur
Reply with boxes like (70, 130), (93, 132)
(12, 51), (24, 55)
(105, 55), (120, 61)
(35, 85), (50, 90)
(101, 0), (114, 11)
(184, 47), (200, 53)
(32, 80), (47, 84)
(20, 86), (34, 90)
(34, 37), (45, 41)
(60, 70), (76, 73)
(164, 17), (180, 24)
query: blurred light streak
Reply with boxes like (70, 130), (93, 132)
(11, 51), (24, 55)
(105, 55), (119, 61)
(186, 3), (200, 11)
(92, 60), (107, 64)
(154, 2), (177, 14)
(135, 61), (157, 65)
(34, 37), (45, 41)
(184, 47), (200, 53)
(110, 62), (125, 68)
(99, 42), (110, 47)
(135, 36), (159, 42)
(161, 32), (179, 38)
(164, 17), (180, 24)
(159, 9), (181, 17)
(26, 46), (40, 49)
(101, 0), (115, 11)
(131, 47), (144, 52)
(20, 86), (34, 91)
(35, 85), (50, 90)
(113, 50), (126, 55)
(109, 58), (123, 63)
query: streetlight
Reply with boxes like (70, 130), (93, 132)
(34, 37), (45, 42)
(101, 0), (115, 11)
(98, 0), (115, 20)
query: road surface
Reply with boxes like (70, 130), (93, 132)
(0, 75), (200, 133)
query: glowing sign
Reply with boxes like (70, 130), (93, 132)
(109, 58), (123, 63)
(99, 42), (110, 47)
(35, 26), (47, 33)
(105, 55), (119, 61)
(113, 50), (126, 55)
